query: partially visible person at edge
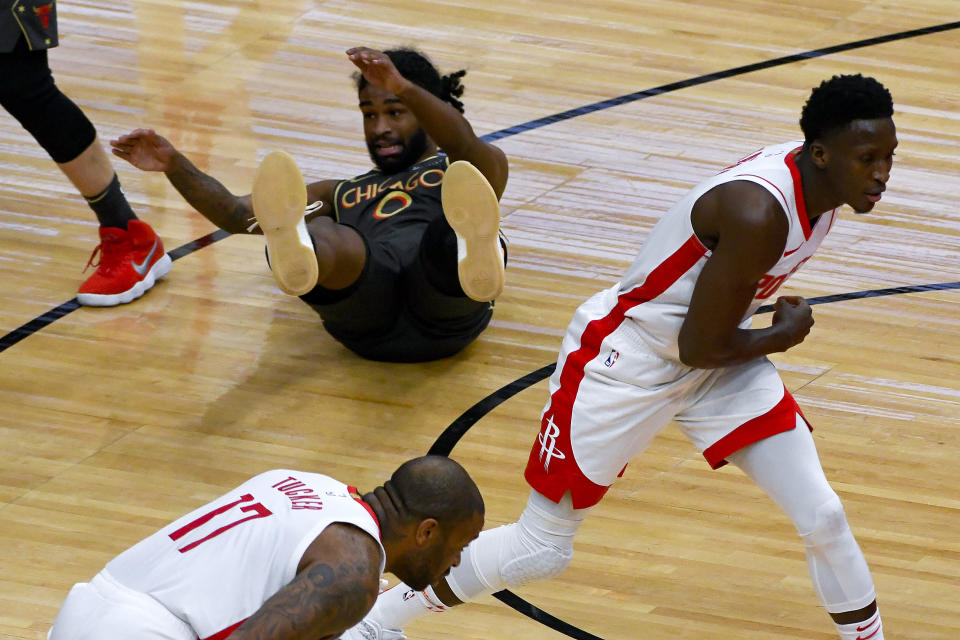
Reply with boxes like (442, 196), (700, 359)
(341, 74), (897, 640)
(1, 0), (171, 306)
(111, 46), (508, 362)
(47, 455), (485, 640)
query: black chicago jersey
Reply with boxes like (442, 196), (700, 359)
(333, 154), (450, 264)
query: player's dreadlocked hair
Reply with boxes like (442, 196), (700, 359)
(799, 74), (893, 143)
(355, 48), (467, 113)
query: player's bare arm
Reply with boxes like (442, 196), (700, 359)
(306, 180), (338, 217)
(111, 129), (337, 235)
(346, 47), (508, 198)
(678, 180), (813, 368)
(110, 128), (257, 234)
(229, 523), (382, 640)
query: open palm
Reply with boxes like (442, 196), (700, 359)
(110, 129), (176, 172)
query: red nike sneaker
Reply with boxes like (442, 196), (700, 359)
(77, 220), (172, 306)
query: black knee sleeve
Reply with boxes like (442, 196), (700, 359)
(0, 43), (97, 163)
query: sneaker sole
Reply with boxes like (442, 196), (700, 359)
(442, 160), (504, 302)
(77, 253), (172, 307)
(251, 151), (318, 296)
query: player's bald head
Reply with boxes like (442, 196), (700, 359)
(390, 455), (484, 524)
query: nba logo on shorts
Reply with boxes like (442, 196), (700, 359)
(604, 349), (619, 367)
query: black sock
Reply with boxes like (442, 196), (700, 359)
(84, 173), (137, 229)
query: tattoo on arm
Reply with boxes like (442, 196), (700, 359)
(165, 154), (255, 234)
(230, 552), (378, 640)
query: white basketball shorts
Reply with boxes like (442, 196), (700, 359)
(48, 570), (196, 640)
(525, 290), (809, 509)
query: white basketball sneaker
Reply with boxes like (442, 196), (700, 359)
(339, 618), (406, 640)
(251, 150), (319, 296)
(441, 160), (505, 302)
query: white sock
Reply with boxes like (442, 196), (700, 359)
(365, 584), (447, 629)
(834, 609), (882, 640)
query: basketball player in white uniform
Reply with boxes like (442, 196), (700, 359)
(343, 75), (897, 640)
(47, 456), (484, 640)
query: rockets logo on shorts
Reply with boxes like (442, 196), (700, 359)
(538, 416), (566, 471)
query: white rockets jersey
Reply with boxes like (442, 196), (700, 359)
(105, 470), (385, 640)
(609, 141), (838, 361)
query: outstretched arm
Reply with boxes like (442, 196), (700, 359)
(229, 523), (382, 640)
(347, 47), (508, 198)
(110, 129), (338, 234)
(678, 180), (814, 368)
(111, 129), (257, 234)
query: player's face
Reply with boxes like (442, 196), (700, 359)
(431, 512), (483, 583)
(401, 512), (484, 591)
(822, 117), (898, 214)
(359, 84), (431, 174)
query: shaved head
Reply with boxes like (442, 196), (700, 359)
(390, 456), (484, 525)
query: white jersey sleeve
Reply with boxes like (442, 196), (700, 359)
(105, 470), (384, 640)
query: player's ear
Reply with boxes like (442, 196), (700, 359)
(415, 518), (439, 546)
(809, 140), (829, 169)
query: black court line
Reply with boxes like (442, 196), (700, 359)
(481, 20), (960, 142)
(429, 281), (960, 456)
(166, 228), (231, 261)
(1, 18), (958, 640)
(0, 299), (83, 353)
(0, 229), (230, 354)
(429, 363), (557, 456)
(428, 280), (960, 640)
(2, 20), (959, 356)
(755, 280), (960, 313)
(493, 591), (606, 640)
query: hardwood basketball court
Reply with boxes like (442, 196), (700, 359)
(1, 1), (958, 639)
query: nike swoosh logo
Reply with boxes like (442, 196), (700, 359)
(133, 239), (160, 276)
(783, 245), (802, 257)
